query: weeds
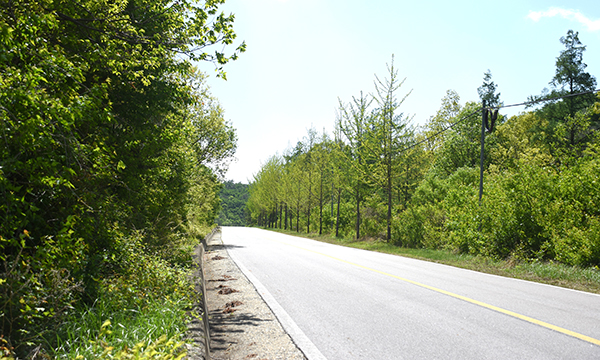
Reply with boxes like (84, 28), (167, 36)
(51, 236), (197, 359)
(54, 298), (189, 359)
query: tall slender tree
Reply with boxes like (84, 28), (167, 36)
(337, 92), (372, 239)
(371, 55), (414, 241)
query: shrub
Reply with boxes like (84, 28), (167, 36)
(53, 234), (195, 359)
(393, 204), (446, 249)
(0, 229), (84, 357)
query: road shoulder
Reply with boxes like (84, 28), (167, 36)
(203, 230), (306, 360)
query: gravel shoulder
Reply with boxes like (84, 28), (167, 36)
(198, 230), (306, 360)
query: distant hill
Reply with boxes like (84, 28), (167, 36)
(217, 181), (249, 226)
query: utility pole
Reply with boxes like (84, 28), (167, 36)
(479, 101), (486, 206)
(478, 101), (498, 206)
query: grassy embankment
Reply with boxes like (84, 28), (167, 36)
(266, 228), (600, 295)
(48, 235), (202, 360)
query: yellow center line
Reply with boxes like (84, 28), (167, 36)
(266, 236), (600, 347)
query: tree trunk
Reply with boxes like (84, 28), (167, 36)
(319, 171), (323, 235)
(355, 183), (360, 240)
(284, 203), (288, 230)
(336, 188), (341, 238)
(404, 161), (410, 208)
(387, 159), (392, 241)
(279, 203), (282, 229)
(296, 205), (300, 232)
(307, 171), (312, 234)
(331, 176), (334, 232)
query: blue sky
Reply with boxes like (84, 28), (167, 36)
(197, 0), (600, 184)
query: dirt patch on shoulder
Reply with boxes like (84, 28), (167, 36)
(203, 231), (306, 360)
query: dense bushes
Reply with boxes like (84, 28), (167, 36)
(393, 120), (600, 267)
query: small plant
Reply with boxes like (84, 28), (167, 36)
(73, 320), (186, 360)
(52, 234), (197, 359)
(1, 335), (15, 360)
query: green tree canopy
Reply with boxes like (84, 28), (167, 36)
(0, 0), (243, 355)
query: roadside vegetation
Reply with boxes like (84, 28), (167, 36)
(247, 31), (600, 278)
(217, 181), (250, 226)
(0, 0), (243, 358)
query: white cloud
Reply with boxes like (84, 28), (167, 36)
(527, 7), (600, 32)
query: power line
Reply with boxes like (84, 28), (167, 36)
(489, 88), (600, 111)
(286, 89), (600, 180)
(393, 107), (481, 155)
(398, 88), (600, 156)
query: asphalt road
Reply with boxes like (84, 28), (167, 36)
(220, 227), (600, 360)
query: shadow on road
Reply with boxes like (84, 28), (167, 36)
(209, 243), (245, 250)
(209, 309), (274, 351)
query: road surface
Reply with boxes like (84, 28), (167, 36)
(220, 227), (600, 359)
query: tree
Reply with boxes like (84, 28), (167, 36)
(303, 129), (318, 233)
(311, 132), (334, 235)
(491, 112), (552, 171)
(248, 156), (284, 227)
(430, 101), (490, 177)
(283, 142), (309, 232)
(337, 56), (415, 241)
(478, 70), (501, 108)
(371, 55), (414, 241)
(424, 90), (461, 152)
(288, 153), (306, 232)
(0, 0), (243, 355)
(531, 30), (598, 150)
(337, 92), (372, 239)
(552, 30), (597, 116)
(330, 134), (348, 238)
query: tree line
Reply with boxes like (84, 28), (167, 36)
(0, 0), (243, 357)
(247, 30), (600, 267)
(217, 181), (250, 226)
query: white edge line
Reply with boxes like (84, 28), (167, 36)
(225, 243), (328, 360)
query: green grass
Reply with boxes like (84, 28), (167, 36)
(53, 296), (190, 359)
(266, 227), (600, 294)
(50, 242), (197, 360)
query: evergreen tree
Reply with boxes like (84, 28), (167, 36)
(477, 69), (501, 108)
(531, 30), (598, 150)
